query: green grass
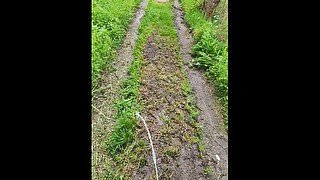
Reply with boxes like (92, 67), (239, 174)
(106, 0), (179, 158)
(92, 0), (141, 88)
(204, 165), (213, 175)
(103, 0), (153, 178)
(103, 25), (150, 178)
(103, 48), (148, 178)
(180, 0), (228, 130)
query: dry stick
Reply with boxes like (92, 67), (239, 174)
(136, 112), (159, 180)
(92, 105), (112, 120)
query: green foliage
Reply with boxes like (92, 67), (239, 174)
(181, 0), (228, 129)
(92, 0), (141, 87)
(193, 31), (228, 103)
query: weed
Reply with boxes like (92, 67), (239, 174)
(165, 146), (180, 158)
(204, 165), (213, 175)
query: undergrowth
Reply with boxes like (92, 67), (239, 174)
(92, 0), (141, 88)
(180, 0), (228, 130)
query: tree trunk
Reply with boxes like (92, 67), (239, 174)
(201, 0), (220, 20)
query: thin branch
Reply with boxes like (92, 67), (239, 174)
(92, 105), (112, 120)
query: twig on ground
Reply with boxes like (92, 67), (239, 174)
(92, 105), (112, 120)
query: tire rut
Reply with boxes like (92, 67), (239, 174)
(173, 0), (228, 179)
(91, 0), (148, 179)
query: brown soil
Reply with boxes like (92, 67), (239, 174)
(173, 0), (228, 179)
(133, 33), (206, 179)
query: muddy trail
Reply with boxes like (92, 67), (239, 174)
(133, 33), (205, 179)
(91, 0), (148, 179)
(92, 0), (227, 179)
(173, 0), (228, 178)
(131, 0), (228, 179)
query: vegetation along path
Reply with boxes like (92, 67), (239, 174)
(92, 0), (228, 179)
(92, 0), (148, 179)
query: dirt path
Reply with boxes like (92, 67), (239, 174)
(127, 0), (228, 179)
(91, 0), (148, 179)
(92, 0), (227, 179)
(173, 0), (228, 179)
(133, 32), (206, 179)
